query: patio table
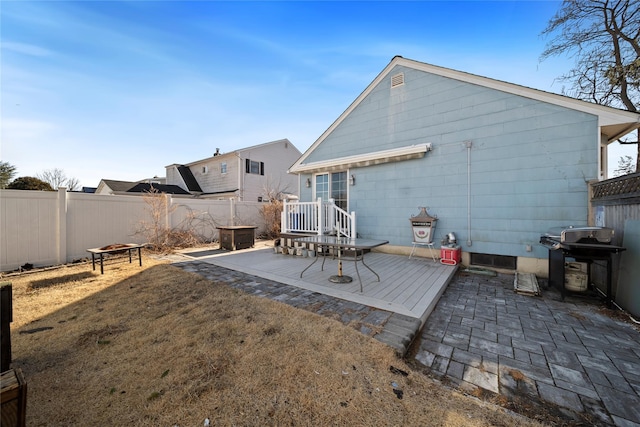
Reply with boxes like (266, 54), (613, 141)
(294, 236), (389, 292)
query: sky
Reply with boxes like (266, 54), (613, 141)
(1, 0), (636, 189)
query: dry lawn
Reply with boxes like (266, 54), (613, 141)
(4, 254), (546, 426)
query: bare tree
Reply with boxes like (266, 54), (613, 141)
(37, 168), (80, 191)
(540, 0), (640, 170)
(66, 177), (80, 191)
(259, 177), (293, 239)
(613, 155), (637, 176)
(135, 187), (219, 252)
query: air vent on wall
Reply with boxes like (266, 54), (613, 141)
(391, 73), (404, 88)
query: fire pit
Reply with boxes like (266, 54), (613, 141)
(87, 243), (145, 274)
(540, 226), (625, 307)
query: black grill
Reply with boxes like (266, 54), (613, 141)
(540, 226), (625, 307)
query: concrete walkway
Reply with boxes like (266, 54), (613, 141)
(414, 271), (640, 427)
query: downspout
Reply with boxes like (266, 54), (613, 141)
(465, 141), (472, 247)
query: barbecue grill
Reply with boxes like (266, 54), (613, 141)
(540, 226), (625, 307)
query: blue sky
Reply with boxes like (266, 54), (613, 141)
(1, 1), (635, 188)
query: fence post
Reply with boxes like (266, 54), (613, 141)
(164, 194), (171, 232)
(229, 198), (236, 226)
(57, 187), (67, 265)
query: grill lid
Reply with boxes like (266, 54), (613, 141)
(544, 226), (614, 244)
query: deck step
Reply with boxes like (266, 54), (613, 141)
(514, 272), (540, 296)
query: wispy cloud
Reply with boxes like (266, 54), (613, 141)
(1, 41), (53, 57)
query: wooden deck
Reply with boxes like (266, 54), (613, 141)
(184, 247), (458, 324)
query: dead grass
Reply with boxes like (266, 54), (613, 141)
(6, 256), (545, 426)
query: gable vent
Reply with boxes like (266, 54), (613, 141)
(391, 73), (404, 88)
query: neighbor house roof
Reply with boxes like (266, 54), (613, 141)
(177, 138), (297, 168)
(127, 183), (191, 195)
(100, 179), (137, 192)
(290, 56), (640, 173)
(177, 165), (203, 192)
(98, 179), (190, 195)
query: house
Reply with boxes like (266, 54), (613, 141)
(166, 139), (302, 201)
(288, 56), (640, 275)
(95, 177), (189, 196)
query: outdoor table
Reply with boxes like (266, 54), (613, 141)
(294, 236), (389, 292)
(87, 243), (144, 274)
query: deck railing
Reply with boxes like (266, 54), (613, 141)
(282, 198), (355, 238)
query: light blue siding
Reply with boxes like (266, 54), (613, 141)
(302, 65), (599, 261)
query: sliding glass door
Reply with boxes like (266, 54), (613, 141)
(314, 171), (347, 210)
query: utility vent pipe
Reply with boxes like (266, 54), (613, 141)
(465, 140), (472, 247)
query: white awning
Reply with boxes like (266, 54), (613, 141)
(289, 143), (432, 174)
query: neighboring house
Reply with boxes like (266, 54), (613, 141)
(289, 56), (640, 275)
(166, 139), (302, 201)
(95, 177), (189, 196)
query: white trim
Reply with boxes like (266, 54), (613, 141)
(399, 58), (640, 126)
(289, 143), (431, 173)
(289, 56), (640, 172)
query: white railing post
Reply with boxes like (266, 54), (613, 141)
(329, 198), (335, 234)
(281, 199), (288, 233)
(350, 211), (356, 239)
(316, 198), (322, 235)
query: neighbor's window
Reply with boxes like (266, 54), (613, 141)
(221, 162), (227, 174)
(245, 159), (264, 175)
(201, 166), (208, 174)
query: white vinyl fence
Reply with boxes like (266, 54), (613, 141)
(0, 189), (267, 272)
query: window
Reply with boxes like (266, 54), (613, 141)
(201, 166), (208, 174)
(220, 162), (227, 174)
(245, 159), (264, 175)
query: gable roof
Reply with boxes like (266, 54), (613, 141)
(291, 56), (640, 173)
(177, 138), (299, 168)
(100, 179), (137, 192)
(98, 179), (190, 195)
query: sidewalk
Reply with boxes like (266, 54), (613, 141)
(413, 271), (640, 427)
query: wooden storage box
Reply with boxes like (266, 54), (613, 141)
(218, 226), (257, 251)
(1, 368), (27, 427)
